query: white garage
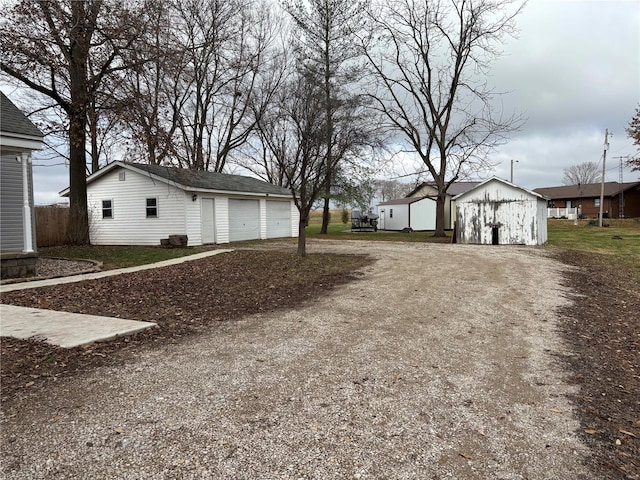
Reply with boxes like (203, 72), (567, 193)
(64, 161), (299, 246)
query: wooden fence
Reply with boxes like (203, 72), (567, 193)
(35, 205), (68, 247)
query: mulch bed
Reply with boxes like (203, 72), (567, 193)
(554, 251), (640, 479)
(1, 250), (372, 402)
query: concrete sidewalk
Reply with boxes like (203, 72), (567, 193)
(0, 249), (233, 347)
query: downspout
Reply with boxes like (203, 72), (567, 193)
(19, 152), (34, 253)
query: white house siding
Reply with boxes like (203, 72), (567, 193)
(290, 202), (300, 237)
(259, 199), (267, 240)
(214, 197), (230, 244)
(87, 168), (187, 245)
(185, 195), (203, 246)
(455, 180), (547, 246)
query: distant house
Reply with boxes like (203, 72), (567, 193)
(534, 182), (640, 219)
(0, 93), (44, 278)
(60, 161), (299, 246)
(377, 197), (436, 231)
(406, 181), (480, 229)
(454, 177), (548, 246)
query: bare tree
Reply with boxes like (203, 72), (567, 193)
(626, 105), (640, 172)
(255, 71), (327, 256)
(0, 0), (148, 244)
(375, 179), (413, 201)
(562, 161), (601, 185)
(285, 0), (370, 234)
(359, 0), (524, 236)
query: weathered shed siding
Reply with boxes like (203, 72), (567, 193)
(0, 154), (35, 251)
(455, 178), (547, 246)
(87, 168), (187, 246)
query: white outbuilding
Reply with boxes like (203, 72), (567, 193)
(61, 161), (299, 246)
(454, 177), (548, 245)
(377, 197), (436, 231)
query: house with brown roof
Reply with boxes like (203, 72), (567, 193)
(533, 182), (640, 219)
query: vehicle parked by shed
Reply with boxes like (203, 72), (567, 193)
(60, 161), (299, 246)
(377, 197), (436, 231)
(454, 177), (548, 246)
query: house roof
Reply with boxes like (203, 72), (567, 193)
(534, 182), (640, 199)
(454, 176), (548, 201)
(377, 197), (434, 206)
(60, 161), (292, 197)
(0, 92), (43, 138)
(407, 181), (480, 198)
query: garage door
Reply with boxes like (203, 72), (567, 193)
(228, 199), (260, 242)
(266, 201), (291, 238)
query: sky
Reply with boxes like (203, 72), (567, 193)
(2, 0), (639, 204)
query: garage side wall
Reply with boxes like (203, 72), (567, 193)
(410, 199), (436, 231)
(379, 204), (409, 230)
(87, 168), (187, 246)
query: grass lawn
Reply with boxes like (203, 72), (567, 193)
(546, 218), (640, 279)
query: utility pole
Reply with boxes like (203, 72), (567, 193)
(598, 129), (609, 227)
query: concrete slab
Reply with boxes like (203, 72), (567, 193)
(0, 304), (157, 348)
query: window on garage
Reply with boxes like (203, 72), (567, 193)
(102, 199), (113, 219)
(146, 197), (158, 218)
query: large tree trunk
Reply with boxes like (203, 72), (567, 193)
(297, 216), (307, 257)
(65, 1), (91, 245)
(434, 192), (447, 237)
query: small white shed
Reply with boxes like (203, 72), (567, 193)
(454, 177), (548, 245)
(377, 197), (436, 231)
(61, 161), (299, 246)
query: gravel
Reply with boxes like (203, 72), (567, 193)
(1, 241), (595, 479)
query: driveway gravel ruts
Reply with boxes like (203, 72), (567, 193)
(1, 241), (594, 479)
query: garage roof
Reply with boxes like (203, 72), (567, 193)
(61, 161), (292, 197)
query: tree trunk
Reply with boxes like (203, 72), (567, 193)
(320, 192), (330, 234)
(65, 1), (91, 245)
(434, 193), (446, 237)
(297, 216), (307, 257)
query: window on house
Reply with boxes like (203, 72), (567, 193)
(389, 208), (393, 218)
(547, 200), (555, 208)
(102, 199), (113, 219)
(146, 198), (158, 218)
(594, 198), (600, 207)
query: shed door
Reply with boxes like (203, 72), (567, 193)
(266, 201), (291, 238)
(229, 199), (260, 241)
(201, 198), (216, 244)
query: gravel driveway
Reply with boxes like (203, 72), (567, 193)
(1, 241), (593, 479)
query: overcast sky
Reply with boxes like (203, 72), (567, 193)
(4, 0), (640, 204)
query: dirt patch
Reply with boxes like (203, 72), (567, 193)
(554, 250), (640, 479)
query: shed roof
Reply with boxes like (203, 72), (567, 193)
(534, 182), (640, 199)
(61, 161), (292, 197)
(377, 197), (434, 206)
(407, 181), (480, 198)
(454, 177), (548, 201)
(0, 92), (43, 138)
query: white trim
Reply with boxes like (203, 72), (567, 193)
(19, 153), (34, 252)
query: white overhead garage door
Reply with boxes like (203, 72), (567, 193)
(266, 201), (291, 238)
(228, 199), (260, 242)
